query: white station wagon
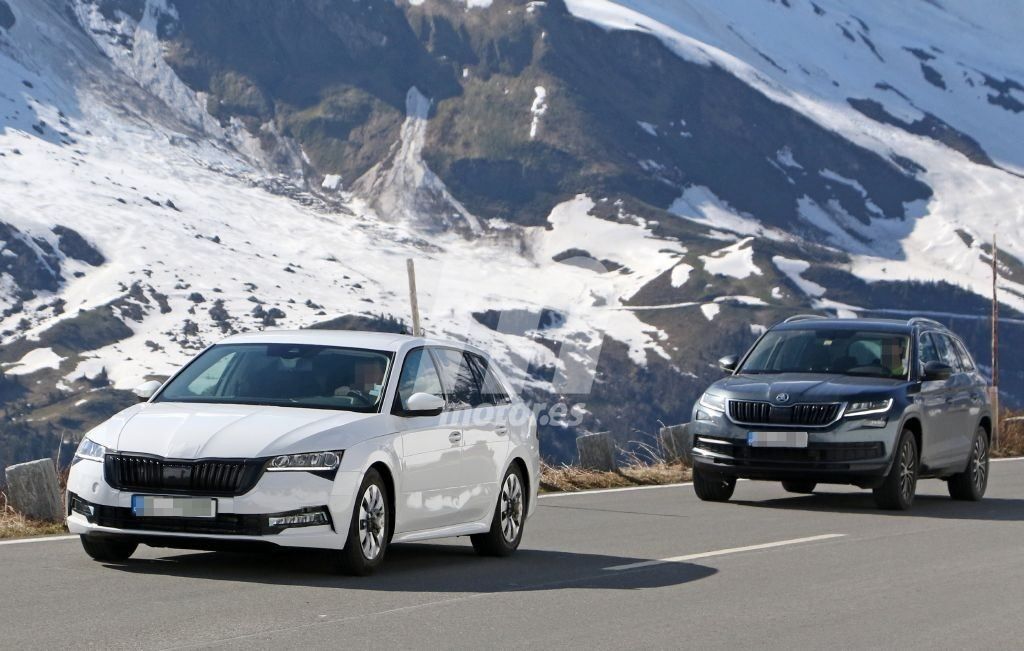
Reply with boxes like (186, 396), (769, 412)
(66, 330), (540, 574)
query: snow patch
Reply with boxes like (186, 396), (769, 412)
(529, 86), (548, 139)
(670, 262), (693, 288)
(637, 120), (659, 136)
(700, 303), (720, 320)
(772, 256), (826, 297)
(700, 237), (762, 279)
(3, 348), (64, 375)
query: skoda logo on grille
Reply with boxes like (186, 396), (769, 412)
(775, 393), (790, 404)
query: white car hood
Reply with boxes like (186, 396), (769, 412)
(109, 401), (382, 459)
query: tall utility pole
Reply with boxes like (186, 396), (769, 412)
(991, 234), (1000, 448)
(406, 258), (422, 337)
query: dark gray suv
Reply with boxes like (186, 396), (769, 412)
(686, 316), (992, 510)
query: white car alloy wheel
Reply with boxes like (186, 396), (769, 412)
(359, 484), (387, 561)
(501, 472), (524, 544)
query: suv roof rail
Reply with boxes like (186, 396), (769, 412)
(907, 317), (945, 330)
(782, 314), (829, 323)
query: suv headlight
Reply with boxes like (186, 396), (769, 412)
(267, 451), (342, 472)
(698, 392), (727, 412)
(845, 399), (893, 417)
(73, 437), (106, 463)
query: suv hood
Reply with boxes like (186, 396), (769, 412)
(101, 402), (384, 459)
(708, 373), (905, 403)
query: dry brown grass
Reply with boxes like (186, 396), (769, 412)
(540, 460), (691, 493)
(994, 413), (1024, 458)
(0, 491), (68, 540)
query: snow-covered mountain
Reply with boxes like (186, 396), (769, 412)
(1, 0), (1022, 468)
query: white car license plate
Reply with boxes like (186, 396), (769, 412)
(747, 431), (809, 448)
(131, 495), (217, 518)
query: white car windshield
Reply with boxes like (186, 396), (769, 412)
(156, 343), (392, 411)
(739, 329), (911, 380)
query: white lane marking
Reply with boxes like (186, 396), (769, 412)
(0, 534), (77, 547)
(539, 481), (693, 499)
(605, 533), (846, 571)
(992, 456), (1024, 462)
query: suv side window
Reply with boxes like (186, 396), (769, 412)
(395, 348), (444, 412)
(932, 334), (962, 372)
(467, 353), (511, 405)
(431, 348), (482, 410)
(918, 332), (940, 368)
(951, 338), (976, 372)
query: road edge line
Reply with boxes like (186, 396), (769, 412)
(604, 533), (847, 571)
(0, 534), (78, 547)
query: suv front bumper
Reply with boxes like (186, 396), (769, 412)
(688, 408), (901, 487)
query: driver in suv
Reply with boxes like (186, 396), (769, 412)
(686, 316), (992, 510)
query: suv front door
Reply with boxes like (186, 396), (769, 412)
(916, 332), (960, 468)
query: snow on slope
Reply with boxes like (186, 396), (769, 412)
(566, 0), (1024, 312)
(0, 0), (679, 397)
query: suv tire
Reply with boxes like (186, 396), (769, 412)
(948, 427), (989, 501)
(873, 428), (918, 510)
(693, 467), (737, 502)
(781, 480), (816, 494)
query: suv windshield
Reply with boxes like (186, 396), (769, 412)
(739, 329), (910, 380)
(156, 343), (392, 411)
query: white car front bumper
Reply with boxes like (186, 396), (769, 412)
(66, 458), (364, 550)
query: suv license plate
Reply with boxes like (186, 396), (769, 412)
(748, 431), (809, 448)
(131, 495), (217, 518)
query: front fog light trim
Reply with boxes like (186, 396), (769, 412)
(267, 507), (332, 531)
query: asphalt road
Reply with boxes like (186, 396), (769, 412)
(2, 459), (1023, 650)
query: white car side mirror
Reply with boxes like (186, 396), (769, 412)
(404, 392), (445, 415)
(133, 380), (163, 402)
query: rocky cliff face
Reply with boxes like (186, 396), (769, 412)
(1, 0), (1022, 469)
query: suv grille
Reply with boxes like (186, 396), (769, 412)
(729, 400), (841, 427)
(104, 454), (265, 496)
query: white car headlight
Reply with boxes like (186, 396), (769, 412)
(73, 437), (106, 463)
(267, 451), (342, 472)
(698, 392), (727, 412)
(845, 399), (893, 417)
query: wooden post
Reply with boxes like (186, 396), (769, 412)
(991, 234), (1000, 449)
(406, 258), (422, 337)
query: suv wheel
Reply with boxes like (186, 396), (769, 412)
(781, 480), (816, 494)
(336, 468), (390, 576)
(693, 467), (736, 502)
(873, 428), (918, 510)
(947, 427), (989, 501)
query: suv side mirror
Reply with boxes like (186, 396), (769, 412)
(922, 361), (953, 382)
(403, 392), (446, 416)
(718, 355), (739, 373)
(133, 380), (163, 402)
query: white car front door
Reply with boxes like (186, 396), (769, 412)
(431, 348), (511, 524)
(394, 348), (465, 533)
